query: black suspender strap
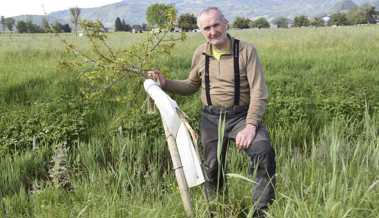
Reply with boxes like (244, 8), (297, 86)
(204, 55), (212, 105)
(204, 39), (240, 106)
(233, 39), (240, 106)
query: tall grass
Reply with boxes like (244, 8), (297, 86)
(0, 26), (378, 217)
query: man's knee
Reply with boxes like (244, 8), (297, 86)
(246, 141), (275, 176)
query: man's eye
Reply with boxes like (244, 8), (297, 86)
(213, 24), (219, 28)
(204, 27), (210, 31)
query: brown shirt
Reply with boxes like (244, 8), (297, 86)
(164, 36), (268, 126)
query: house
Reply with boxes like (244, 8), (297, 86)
(322, 16), (331, 25)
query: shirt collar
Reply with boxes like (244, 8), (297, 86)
(202, 34), (242, 57)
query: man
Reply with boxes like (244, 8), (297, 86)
(150, 7), (275, 217)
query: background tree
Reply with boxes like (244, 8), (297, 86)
(51, 22), (71, 33)
(329, 12), (349, 26)
(347, 4), (377, 24)
(115, 17), (123, 31)
(294, 15), (310, 27)
(146, 3), (176, 28)
(310, 17), (325, 27)
(4, 18), (15, 31)
(252, 17), (270, 28)
(61, 24), (72, 33)
(16, 21), (28, 33)
(232, 17), (251, 29)
(25, 21), (43, 33)
(69, 7), (81, 33)
(142, 23), (148, 31)
(1, 16), (5, 32)
(272, 17), (289, 28)
(42, 17), (50, 32)
(177, 13), (197, 31)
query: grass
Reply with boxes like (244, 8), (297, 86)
(0, 25), (379, 217)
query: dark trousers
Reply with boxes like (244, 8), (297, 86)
(200, 106), (276, 209)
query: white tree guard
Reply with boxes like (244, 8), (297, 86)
(144, 79), (205, 187)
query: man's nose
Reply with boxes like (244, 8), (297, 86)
(209, 27), (216, 35)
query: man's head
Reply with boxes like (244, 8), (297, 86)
(197, 7), (229, 47)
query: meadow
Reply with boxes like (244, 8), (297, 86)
(0, 25), (378, 218)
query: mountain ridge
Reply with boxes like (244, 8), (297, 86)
(7, 0), (379, 28)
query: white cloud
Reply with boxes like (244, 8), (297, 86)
(1, 0), (121, 17)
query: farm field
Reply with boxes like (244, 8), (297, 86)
(0, 26), (378, 218)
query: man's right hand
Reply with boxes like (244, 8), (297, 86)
(147, 70), (167, 88)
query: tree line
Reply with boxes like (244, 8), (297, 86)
(1, 3), (377, 34)
(233, 4), (378, 29)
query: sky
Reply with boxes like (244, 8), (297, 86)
(1, 0), (121, 17)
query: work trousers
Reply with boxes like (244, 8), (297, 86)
(200, 105), (276, 209)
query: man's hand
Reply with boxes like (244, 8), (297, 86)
(235, 124), (257, 151)
(147, 70), (166, 88)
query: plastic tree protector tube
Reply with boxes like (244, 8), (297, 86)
(144, 79), (205, 187)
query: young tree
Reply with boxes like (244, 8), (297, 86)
(115, 17), (123, 31)
(252, 17), (270, 28)
(177, 13), (197, 31)
(69, 7), (81, 33)
(294, 15), (310, 27)
(146, 3), (176, 28)
(233, 17), (251, 29)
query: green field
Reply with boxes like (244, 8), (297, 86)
(1, 26), (379, 218)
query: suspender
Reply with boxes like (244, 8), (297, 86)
(204, 55), (212, 105)
(204, 39), (240, 106)
(233, 39), (240, 106)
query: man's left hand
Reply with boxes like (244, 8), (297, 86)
(235, 124), (257, 151)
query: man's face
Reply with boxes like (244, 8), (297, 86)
(198, 10), (228, 46)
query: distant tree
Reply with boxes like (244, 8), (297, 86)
(329, 12), (349, 26)
(232, 17), (251, 29)
(16, 21), (28, 33)
(310, 17), (325, 27)
(124, 23), (132, 32)
(252, 17), (270, 28)
(42, 17), (50, 32)
(142, 23), (148, 31)
(1, 16), (5, 32)
(15, 20), (43, 33)
(61, 24), (72, 32)
(51, 22), (62, 33)
(177, 13), (197, 31)
(294, 15), (310, 27)
(69, 7), (81, 33)
(115, 17), (123, 31)
(347, 4), (377, 24)
(146, 3), (176, 28)
(272, 17), (289, 28)
(51, 22), (71, 33)
(4, 17), (15, 31)
(25, 20), (43, 33)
